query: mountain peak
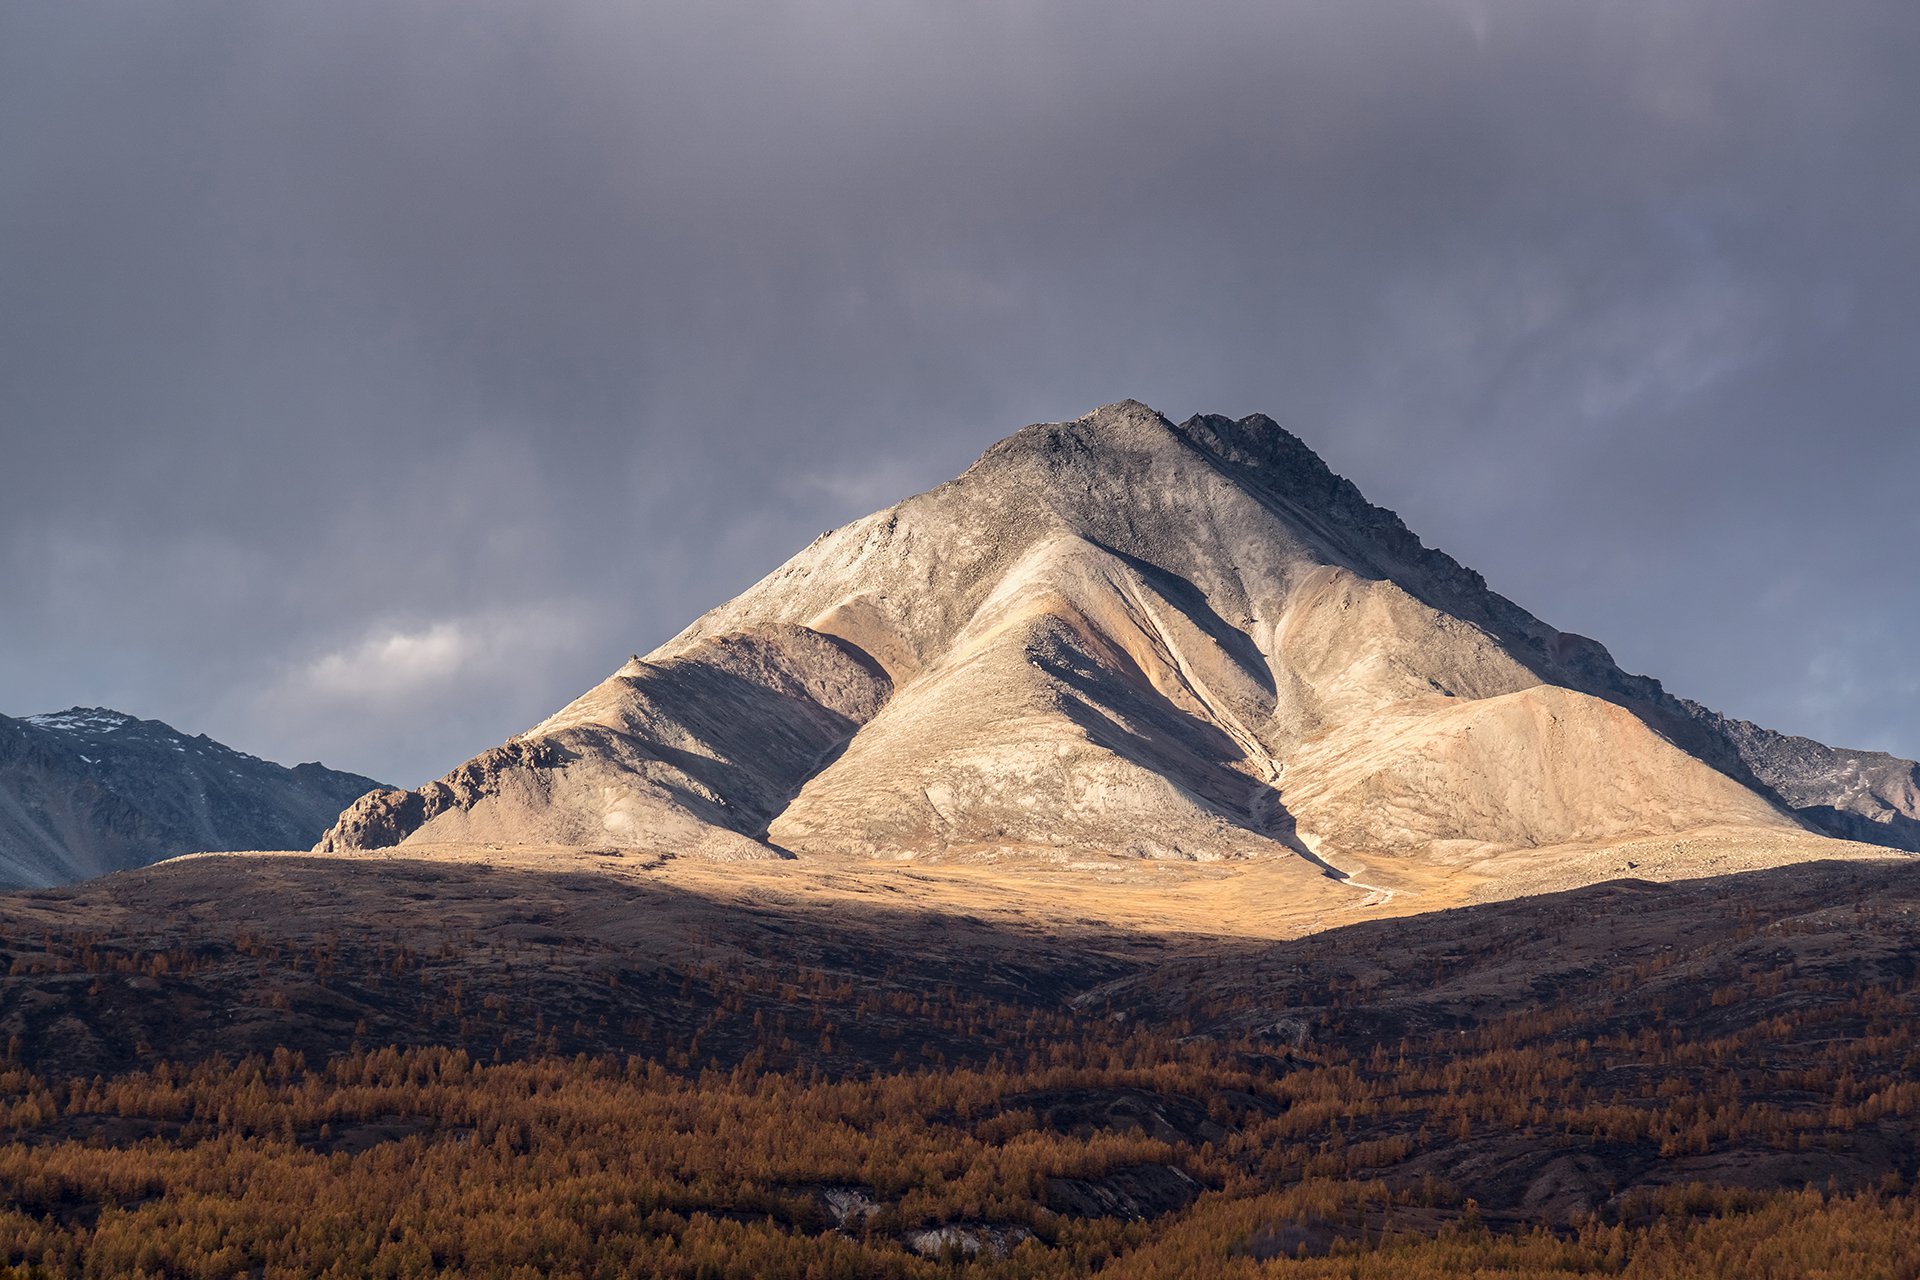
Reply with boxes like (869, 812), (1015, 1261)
(2, 707), (384, 889)
(962, 399), (1181, 480)
(1076, 398), (1174, 429)
(317, 402), (1920, 873)
(966, 402), (1354, 528)
(24, 707), (140, 734)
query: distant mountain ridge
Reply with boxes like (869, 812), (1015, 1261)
(0, 707), (382, 889)
(319, 402), (1920, 888)
(1674, 700), (1920, 848)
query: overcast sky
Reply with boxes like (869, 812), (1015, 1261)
(2, 0), (1915, 785)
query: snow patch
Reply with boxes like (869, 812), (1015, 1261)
(25, 708), (136, 733)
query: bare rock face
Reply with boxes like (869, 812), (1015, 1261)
(316, 401), (1920, 871)
(318, 623), (888, 859)
(1281, 687), (1792, 860)
(1674, 702), (1920, 848)
(317, 740), (562, 854)
(0, 708), (382, 889)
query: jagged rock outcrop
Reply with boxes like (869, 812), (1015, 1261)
(1674, 702), (1920, 848)
(0, 708), (382, 889)
(317, 401), (1920, 872)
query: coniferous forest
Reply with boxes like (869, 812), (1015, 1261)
(0, 855), (1914, 1278)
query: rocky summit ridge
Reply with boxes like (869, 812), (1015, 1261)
(318, 402), (1920, 893)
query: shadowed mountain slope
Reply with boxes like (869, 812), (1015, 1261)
(319, 402), (1920, 885)
(0, 846), (1911, 1082)
(0, 708), (382, 889)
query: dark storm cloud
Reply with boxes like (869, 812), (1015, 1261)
(3, 0), (1915, 783)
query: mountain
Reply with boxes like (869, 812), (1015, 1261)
(318, 401), (1920, 892)
(0, 707), (383, 889)
(4, 403), (1918, 1275)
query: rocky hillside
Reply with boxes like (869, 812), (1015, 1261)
(0, 707), (382, 889)
(1675, 700), (1920, 847)
(319, 401), (1920, 883)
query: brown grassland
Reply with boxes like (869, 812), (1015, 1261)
(0, 851), (1913, 1277)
